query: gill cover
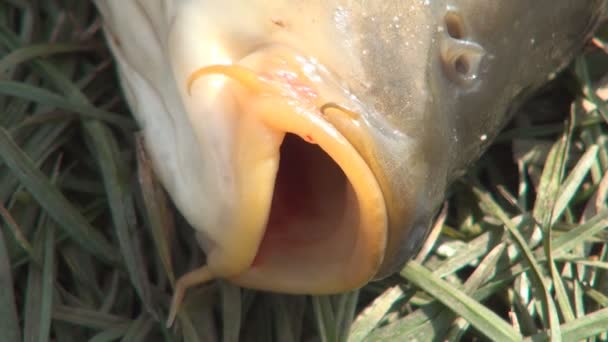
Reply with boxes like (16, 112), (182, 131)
(95, 0), (606, 324)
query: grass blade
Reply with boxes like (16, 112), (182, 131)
(400, 261), (522, 341)
(0, 128), (118, 264)
(0, 81), (133, 128)
(348, 286), (402, 342)
(52, 305), (130, 331)
(0, 42), (96, 72)
(552, 145), (599, 224)
(87, 123), (153, 315)
(23, 220), (55, 342)
(313, 296), (338, 342)
(136, 136), (175, 284)
(0, 228), (21, 342)
(220, 281), (242, 342)
(475, 186), (563, 331)
(528, 307), (608, 341)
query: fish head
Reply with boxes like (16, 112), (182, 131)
(96, 0), (605, 293)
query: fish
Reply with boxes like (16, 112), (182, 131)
(94, 0), (606, 325)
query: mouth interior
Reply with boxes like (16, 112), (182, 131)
(252, 133), (359, 274)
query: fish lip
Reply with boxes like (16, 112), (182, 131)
(185, 47), (390, 293)
(229, 98), (389, 293)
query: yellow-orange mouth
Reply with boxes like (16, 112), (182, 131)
(253, 133), (354, 267)
(168, 50), (388, 325)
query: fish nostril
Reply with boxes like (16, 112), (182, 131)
(440, 9), (485, 86)
(440, 8), (485, 88)
(440, 42), (485, 86)
(444, 11), (465, 39)
(453, 55), (470, 76)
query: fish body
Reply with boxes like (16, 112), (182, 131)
(95, 0), (606, 321)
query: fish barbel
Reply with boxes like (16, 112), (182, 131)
(94, 0), (606, 324)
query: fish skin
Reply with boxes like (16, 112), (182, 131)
(95, 0), (606, 289)
(354, 0), (608, 276)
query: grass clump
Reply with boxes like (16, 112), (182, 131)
(0, 1), (607, 341)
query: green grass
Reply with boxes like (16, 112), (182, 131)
(0, 1), (607, 341)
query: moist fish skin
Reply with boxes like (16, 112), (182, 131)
(95, 0), (607, 297)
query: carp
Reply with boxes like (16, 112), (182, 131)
(94, 0), (607, 324)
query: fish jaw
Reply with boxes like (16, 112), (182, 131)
(170, 36), (388, 291)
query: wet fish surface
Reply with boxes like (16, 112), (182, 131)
(95, 0), (606, 323)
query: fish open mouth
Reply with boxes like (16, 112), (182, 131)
(185, 49), (388, 293)
(247, 132), (367, 291)
(234, 126), (386, 293)
(256, 133), (354, 265)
